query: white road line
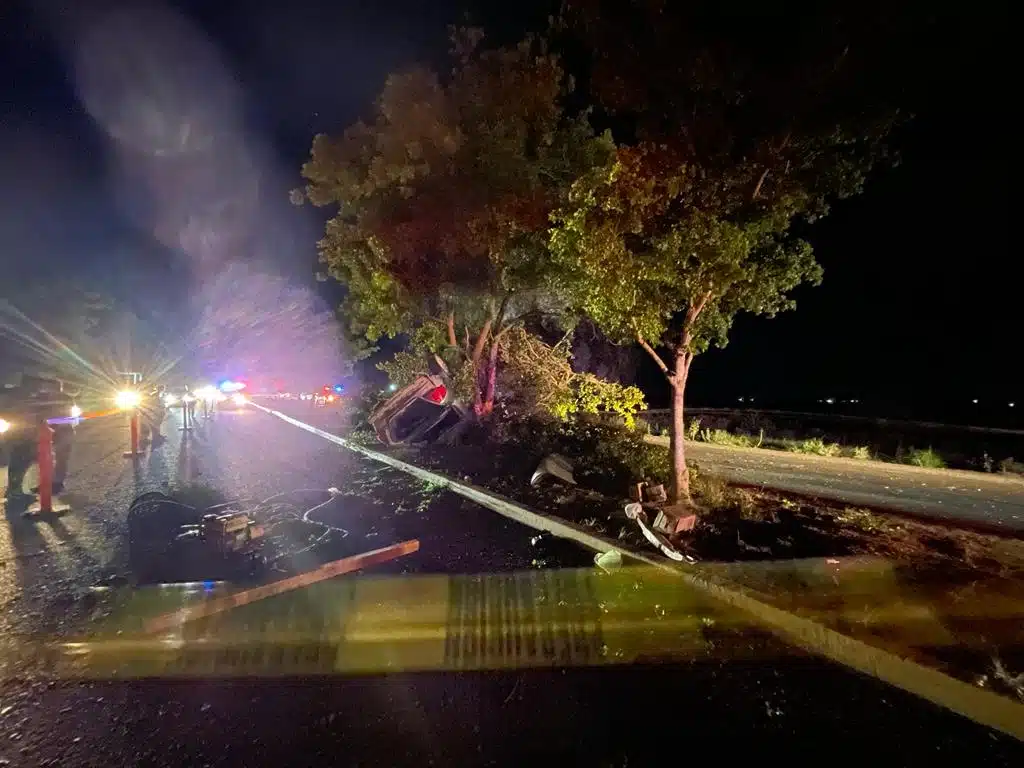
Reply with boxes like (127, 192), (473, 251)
(253, 403), (1024, 740)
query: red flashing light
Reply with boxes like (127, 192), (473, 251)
(426, 385), (447, 404)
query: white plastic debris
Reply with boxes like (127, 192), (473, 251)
(594, 550), (623, 573)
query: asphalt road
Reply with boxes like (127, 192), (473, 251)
(0, 406), (1020, 765)
(645, 436), (1024, 533)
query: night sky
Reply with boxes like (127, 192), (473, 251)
(1, 1), (1012, 418)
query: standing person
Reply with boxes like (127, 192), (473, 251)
(1, 375), (37, 502)
(3, 374), (75, 498)
(144, 384), (167, 444)
(182, 385), (197, 429)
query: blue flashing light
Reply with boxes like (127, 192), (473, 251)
(333, 384), (344, 393)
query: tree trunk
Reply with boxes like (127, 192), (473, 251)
(472, 343), (499, 418)
(669, 350), (693, 503)
(482, 342), (499, 415)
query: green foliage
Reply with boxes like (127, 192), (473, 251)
(499, 326), (645, 426)
(905, 447), (946, 469)
(376, 350), (430, 389)
(561, 373), (646, 428)
(788, 437), (843, 457)
(700, 428), (760, 449)
(847, 445), (873, 461)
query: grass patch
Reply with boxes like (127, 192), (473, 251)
(787, 437), (842, 457)
(904, 446), (946, 469)
(699, 427), (763, 448)
(845, 445), (872, 460)
(999, 457), (1024, 476)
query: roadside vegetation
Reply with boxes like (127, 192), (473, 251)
(644, 417), (1024, 475)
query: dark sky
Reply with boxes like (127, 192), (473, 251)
(1, 0), (1013, 414)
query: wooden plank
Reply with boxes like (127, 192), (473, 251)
(144, 540), (420, 634)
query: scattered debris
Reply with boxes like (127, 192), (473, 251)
(652, 506), (698, 536)
(625, 503), (694, 562)
(530, 454), (577, 487)
(628, 482), (667, 504)
(594, 550), (623, 573)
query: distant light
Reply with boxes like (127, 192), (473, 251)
(219, 380), (246, 393)
(196, 386), (219, 402)
(115, 390), (141, 409)
(388, 383), (397, 392)
(70, 405), (83, 418)
(1010, 402), (1016, 408)
(825, 398), (834, 405)
(334, 384), (344, 393)
(972, 399), (978, 404)
(0, 419), (10, 434)
(232, 394), (247, 406)
(737, 397), (744, 403)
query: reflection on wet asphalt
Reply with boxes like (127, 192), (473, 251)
(0, 406), (1020, 765)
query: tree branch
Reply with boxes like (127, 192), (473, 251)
(494, 292), (512, 331)
(471, 318), (493, 365)
(446, 312), (457, 347)
(752, 168), (770, 200)
(636, 333), (671, 381)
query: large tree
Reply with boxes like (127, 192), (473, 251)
(550, 1), (910, 502)
(297, 28), (612, 417)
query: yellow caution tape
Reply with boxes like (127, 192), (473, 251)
(14, 562), (1018, 682)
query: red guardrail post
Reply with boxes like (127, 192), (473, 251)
(28, 424), (69, 515)
(123, 411), (141, 458)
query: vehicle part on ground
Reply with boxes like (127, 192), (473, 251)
(176, 510), (266, 554)
(369, 374), (467, 445)
(530, 453), (577, 486)
(127, 489), (353, 583)
(624, 502), (695, 562)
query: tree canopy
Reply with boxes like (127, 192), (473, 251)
(549, 0), (906, 500)
(297, 28), (613, 415)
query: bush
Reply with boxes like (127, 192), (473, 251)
(999, 457), (1024, 476)
(846, 445), (872, 460)
(685, 417), (701, 441)
(498, 417), (669, 494)
(690, 466), (728, 508)
(905, 447), (946, 469)
(788, 437), (842, 457)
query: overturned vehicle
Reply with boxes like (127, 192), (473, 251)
(369, 375), (469, 445)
